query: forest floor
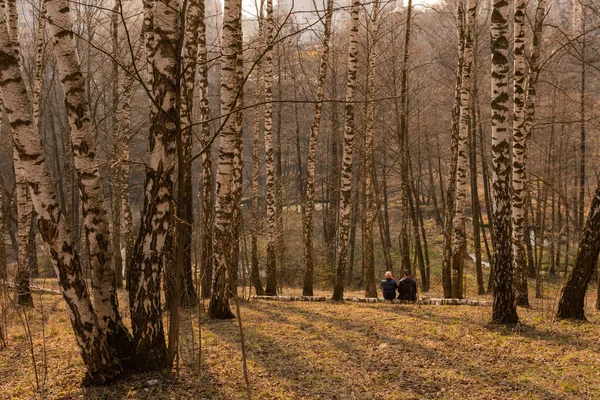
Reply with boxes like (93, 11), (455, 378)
(2, 280), (600, 399)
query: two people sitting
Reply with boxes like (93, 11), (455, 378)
(381, 270), (417, 301)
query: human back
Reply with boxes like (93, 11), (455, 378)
(380, 271), (398, 300)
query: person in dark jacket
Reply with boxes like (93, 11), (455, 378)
(398, 270), (417, 301)
(380, 271), (398, 300)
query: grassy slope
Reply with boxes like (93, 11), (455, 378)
(1, 283), (600, 399)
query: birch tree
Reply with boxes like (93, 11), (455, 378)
(490, 0), (518, 324)
(556, 180), (600, 320)
(45, 0), (132, 355)
(264, 0), (277, 295)
(251, 0), (265, 296)
(511, 0), (528, 307)
(0, 7), (122, 382)
(209, 0), (241, 319)
(128, 0), (181, 367)
(442, 2), (464, 298)
(301, 0), (334, 296)
(332, 0), (360, 302)
(361, 0), (380, 299)
(111, 0), (124, 289)
(198, 0), (214, 299)
(0, 187), (5, 282)
(451, 0), (477, 299)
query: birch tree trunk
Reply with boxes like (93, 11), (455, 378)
(7, 0), (33, 307)
(111, 0), (124, 289)
(397, 0), (413, 275)
(332, 0), (360, 302)
(0, 188), (5, 282)
(198, 0), (214, 299)
(301, 0), (334, 296)
(511, 0), (529, 307)
(451, 0), (477, 299)
(0, 9), (121, 382)
(230, 0), (244, 290)
(14, 149), (33, 306)
(360, 0), (380, 300)
(251, 0), (265, 296)
(263, 0), (278, 295)
(556, 180), (600, 320)
(178, 0), (200, 306)
(519, 0), (547, 293)
(128, 0), (181, 367)
(45, 0), (133, 355)
(442, 2), (464, 298)
(490, 0), (518, 324)
(208, 0), (241, 319)
(32, 0), (46, 129)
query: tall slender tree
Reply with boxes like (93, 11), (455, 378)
(512, 0), (529, 307)
(0, 6), (121, 382)
(360, 0), (380, 299)
(451, 0), (477, 299)
(302, 0), (334, 296)
(264, 0), (277, 295)
(198, 0), (215, 299)
(128, 0), (181, 367)
(45, 0), (132, 354)
(490, 0), (518, 324)
(251, 0), (265, 296)
(332, 0), (360, 302)
(209, 0), (242, 319)
(442, 2), (465, 298)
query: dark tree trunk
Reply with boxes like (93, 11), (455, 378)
(556, 182), (600, 320)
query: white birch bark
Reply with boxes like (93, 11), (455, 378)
(301, 0), (334, 296)
(362, 0), (380, 300)
(264, 0), (277, 295)
(451, 0), (477, 299)
(332, 0), (360, 301)
(0, 7), (121, 382)
(129, 0), (181, 367)
(251, 0), (265, 296)
(208, 0), (240, 319)
(490, 0), (518, 324)
(512, 0), (529, 307)
(45, 0), (131, 353)
(198, 0), (214, 299)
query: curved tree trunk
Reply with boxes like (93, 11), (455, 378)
(128, 0), (181, 367)
(332, 0), (360, 301)
(490, 0), (518, 324)
(301, 0), (334, 296)
(556, 181), (600, 320)
(45, 0), (132, 354)
(0, 10), (121, 383)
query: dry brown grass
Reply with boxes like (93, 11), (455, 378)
(1, 280), (600, 400)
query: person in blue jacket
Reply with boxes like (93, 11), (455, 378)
(380, 271), (398, 300)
